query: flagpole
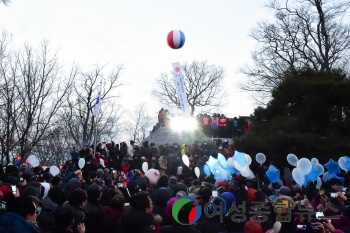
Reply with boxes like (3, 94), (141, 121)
(93, 80), (102, 157)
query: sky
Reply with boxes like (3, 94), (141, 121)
(0, 0), (272, 124)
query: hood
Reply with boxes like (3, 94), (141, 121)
(154, 187), (170, 206)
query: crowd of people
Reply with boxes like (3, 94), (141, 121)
(0, 139), (349, 233)
(152, 108), (253, 139)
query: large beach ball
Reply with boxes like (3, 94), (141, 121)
(167, 30), (185, 49)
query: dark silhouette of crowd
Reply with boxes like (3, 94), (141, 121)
(0, 139), (349, 233)
(151, 108), (253, 139)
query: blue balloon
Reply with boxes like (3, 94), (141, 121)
(206, 156), (220, 173)
(304, 164), (321, 184)
(204, 164), (211, 176)
(214, 167), (229, 181)
(227, 164), (240, 175)
(217, 153), (228, 169)
(266, 165), (280, 184)
(233, 151), (247, 166)
(324, 159), (340, 174)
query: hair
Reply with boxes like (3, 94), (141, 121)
(51, 176), (62, 186)
(156, 175), (169, 188)
(53, 207), (74, 228)
(109, 195), (125, 210)
(101, 188), (117, 206)
(15, 196), (36, 218)
(42, 172), (52, 183)
(68, 188), (87, 207)
(129, 191), (151, 211)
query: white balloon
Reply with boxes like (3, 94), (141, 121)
(49, 166), (60, 176)
(245, 154), (252, 165)
(31, 158), (40, 168)
(28, 155), (37, 166)
(227, 157), (235, 166)
(311, 158), (319, 164)
(142, 162), (149, 173)
(297, 158), (312, 175)
(315, 164), (325, 176)
(99, 158), (105, 168)
(287, 154), (298, 166)
(339, 157), (348, 172)
(292, 168), (305, 186)
(255, 153), (266, 165)
(316, 177), (322, 189)
(182, 155), (190, 167)
(194, 167), (200, 178)
(78, 158), (85, 169)
(247, 170), (256, 180)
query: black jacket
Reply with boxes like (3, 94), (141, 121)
(120, 207), (155, 233)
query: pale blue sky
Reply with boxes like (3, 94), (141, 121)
(0, 0), (272, 119)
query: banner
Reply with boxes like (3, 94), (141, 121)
(172, 62), (190, 115)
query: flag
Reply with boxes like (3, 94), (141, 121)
(172, 62), (190, 115)
(93, 90), (101, 116)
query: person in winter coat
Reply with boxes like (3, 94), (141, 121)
(120, 191), (157, 233)
(103, 195), (125, 233)
(0, 196), (40, 233)
(158, 156), (167, 176)
(62, 189), (87, 233)
(48, 206), (85, 233)
(84, 184), (107, 233)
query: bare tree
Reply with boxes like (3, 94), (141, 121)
(240, 0), (350, 104)
(124, 103), (155, 144)
(153, 61), (226, 115)
(0, 0), (10, 6)
(0, 39), (75, 164)
(33, 126), (73, 166)
(60, 64), (124, 148)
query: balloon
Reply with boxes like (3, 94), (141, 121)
(182, 155), (190, 167)
(255, 153), (266, 165)
(344, 156), (350, 171)
(240, 168), (250, 178)
(204, 164), (211, 176)
(324, 159), (340, 174)
(142, 162), (149, 173)
(217, 153), (228, 169)
(214, 166), (229, 180)
(297, 158), (312, 175)
(311, 158), (319, 164)
(194, 167), (200, 178)
(78, 158), (85, 169)
(246, 170), (256, 180)
(322, 171), (331, 182)
(99, 158), (105, 168)
(227, 157), (235, 166)
(31, 158), (40, 168)
(144, 168), (160, 186)
(245, 154), (252, 166)
(304, 164), (323, 184)
(49, 166), (60, 176)
(167, 30), (185, 49)
(287, 154), (298, 166)
(28, 155), (36, 164)
(227, 164), (240, 176)
(316, 177), (322, 189)
(292, 168), (305, 186)
(339, 157), (348, 172)
(206, 156), (220, 173)
(266, 165), (280, 184)
(233, 151), (248, 166)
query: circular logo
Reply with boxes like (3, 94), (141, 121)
(172, 196), (202, 225)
